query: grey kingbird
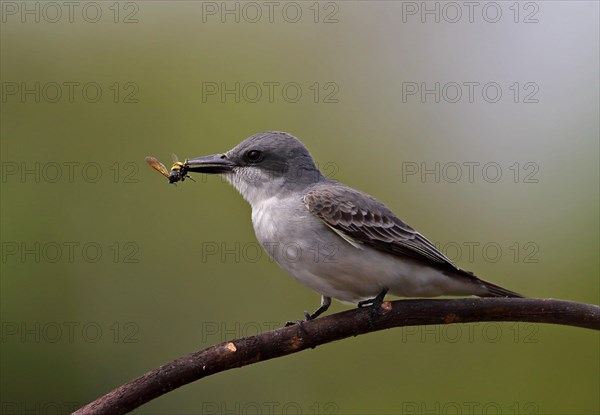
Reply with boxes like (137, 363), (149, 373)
(185, 131), (523, 320)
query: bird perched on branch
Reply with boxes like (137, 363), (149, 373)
(184, 131), (523, 321)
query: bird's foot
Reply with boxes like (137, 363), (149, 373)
(357, 288), (389, 328)
(284, 319), (306, 328)
(283, 310), (319, 328)
(284, 296), (332, 328)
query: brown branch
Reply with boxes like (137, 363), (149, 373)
(75, 298), (600, 415)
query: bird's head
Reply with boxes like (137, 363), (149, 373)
(186, 131), (324, 206)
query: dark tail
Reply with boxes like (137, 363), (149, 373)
(478, 279), (526, 298)
(451, 268), (526, 298)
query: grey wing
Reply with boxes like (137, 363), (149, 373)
(303, 184), (459, 270)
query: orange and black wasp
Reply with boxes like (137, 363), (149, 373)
(145, 154), (193, 184)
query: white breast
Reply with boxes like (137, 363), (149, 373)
(251, 196), (281, 241)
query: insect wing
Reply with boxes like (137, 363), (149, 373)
(145, 156), (170, 178)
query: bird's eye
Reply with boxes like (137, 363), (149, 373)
(245, 150), (262, 163)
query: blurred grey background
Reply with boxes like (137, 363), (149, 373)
(1, 1), (598, 414)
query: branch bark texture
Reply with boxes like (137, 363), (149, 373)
(75, 298), (600, 415)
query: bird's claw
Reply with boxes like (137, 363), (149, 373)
(284, 310), (313, 326)
(357, 288), (389, 329)
(284, 309), (317, 331)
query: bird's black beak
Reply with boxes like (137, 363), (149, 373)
(185, 154), (235, 174)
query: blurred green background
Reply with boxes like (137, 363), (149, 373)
(1, 1), (598, 414)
